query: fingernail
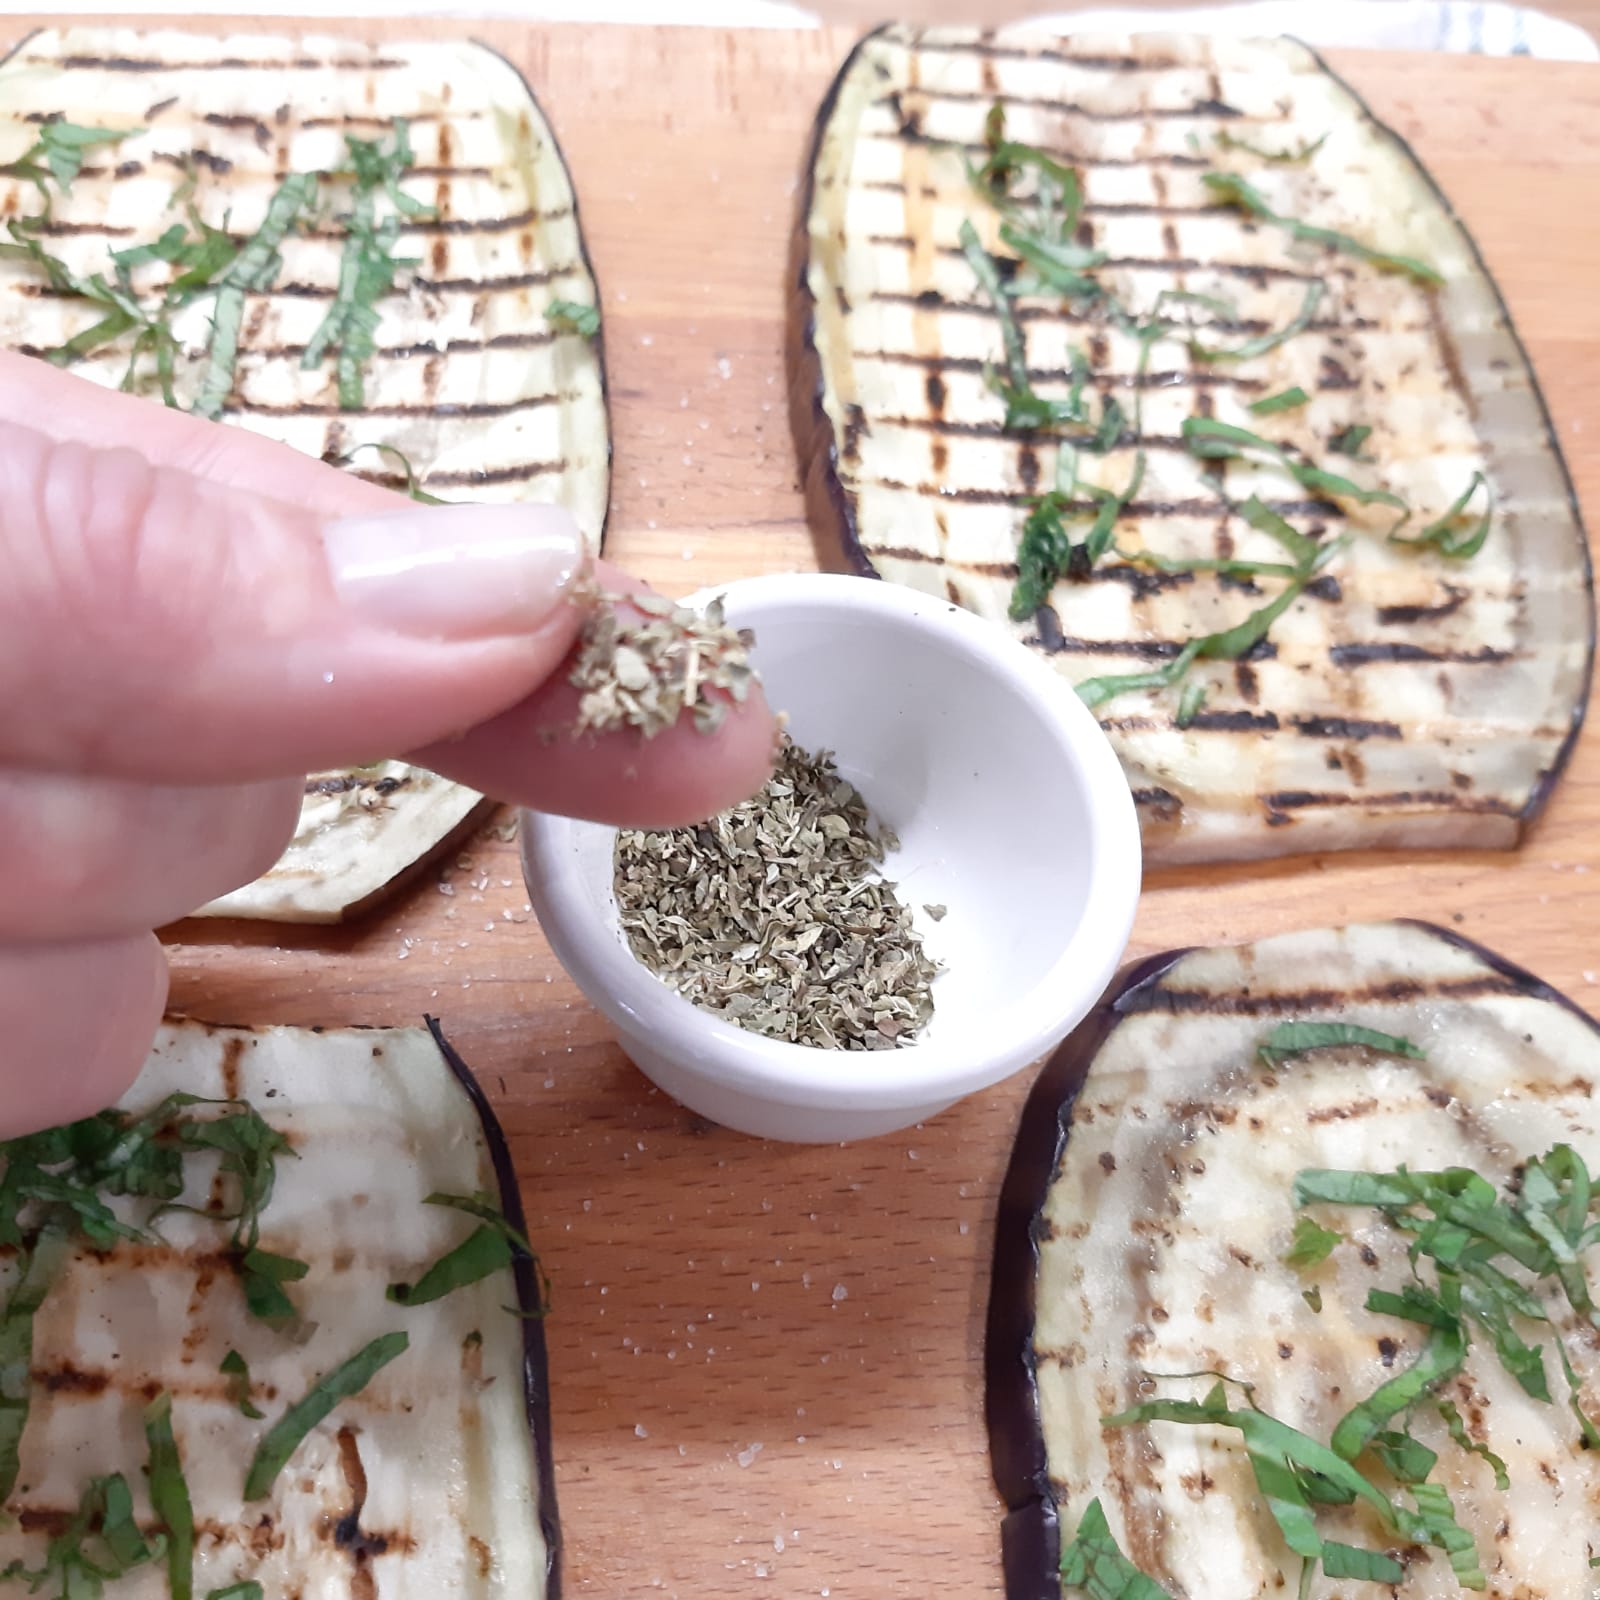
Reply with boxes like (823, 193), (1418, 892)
(323, 503), (588, 640)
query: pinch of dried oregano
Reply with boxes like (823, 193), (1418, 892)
(568, 587), (757, 739)
(613, 739), (939, 1050)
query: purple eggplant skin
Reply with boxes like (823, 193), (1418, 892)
(982, 948), (1187, 1600)
(427, 1016), (562, 1600)
(783, 23), (889, 582)
(981, 920), (1600, 1598)
(783, 31), (1593, 845)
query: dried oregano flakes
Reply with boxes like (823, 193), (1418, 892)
(567, 586), (758, 739)
(614, 740), (939, 1050)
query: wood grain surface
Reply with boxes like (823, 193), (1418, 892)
(10, 17), (1598, 1596)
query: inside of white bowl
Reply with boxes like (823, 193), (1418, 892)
(552, 579), (1105, 1051)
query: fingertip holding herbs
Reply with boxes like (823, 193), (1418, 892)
(566, 587), (759, 740)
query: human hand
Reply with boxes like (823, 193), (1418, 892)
(0, 353), (777, 1137)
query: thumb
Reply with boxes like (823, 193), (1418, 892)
(0, 421), (590, 784)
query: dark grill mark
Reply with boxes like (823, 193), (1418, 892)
(360, 460), (565, 490)
(1307, 1097), (1379, 1124)
(305, 774), (413, 798)
(1292, 715), (1403, 740)
(877, 123), (1204, 171)
(1330, 642), (1514, 667)
(1186, 708), (1279, 732)
(861, 478), (1341, 522)
(32, 1364), (110, 1396)
(1263, 788), (1518, 816)
(54, 53), (405, 71)
(893, 84), (1250, 121)
(1376, 585), (1468, 626)
(1124, 972), (1525, 1016)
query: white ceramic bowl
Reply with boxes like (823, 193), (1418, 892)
(521, 573), (1141, 1142)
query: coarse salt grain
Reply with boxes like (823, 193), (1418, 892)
(831, 1284), (848, 1303)
(736, 1442), (763, 1468)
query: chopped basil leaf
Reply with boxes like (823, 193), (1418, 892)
(0, 1472), (164, 1592)
(145, 1392), (195, 1600)
(1202, 170), (1444, 286)
(389, 1225), (514, 1307)
(1009, 451), (1144, 619)
(1181, 416), (1410, 527)
(1391, 471), (1493, 560)
(1191, 280), (1325, 364)
(1370, 1428), (1437, 1485)
(0, 121), (137, 209)
(336, 441), (447, 504)
(244, 1332), (409, 1501)
(1258, 1020), (1424, 1068)
(1249, 386), (1310, 416)
(1319, 1541), (1404, 1583)
(960, 218), (1028, 385)
(1328, 424), (1373, 460)
(1174, 681), (1206, 729)
(221, 1349), (266, 1421)
(1216, 128), (1328, 164)
(1301, 1285), (1323, 1313)
(389, 1190), (537, 1307)
(1397, 1480), (1486, 1590)
(1283, 1215), (1341, 1270)
(1058, 1497), (1173, 1597)
(302, 125), (426, 410)
(546, 297), (600, 337)
(1332, 1316), (1467, 1461)
(239, 1248), (311, 1330)
(195, 171), (318, 419)
(207, 1587), (266, 1600)
(1437, 1398), (1509, 1490)
(0, 1219), (68, 1501)
(1076, 642), (1200, 711)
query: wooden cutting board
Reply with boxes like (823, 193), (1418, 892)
(8, 16), (1599, 1595)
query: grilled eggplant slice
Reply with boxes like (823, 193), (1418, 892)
(988, 920), (1600, 1597)
(0, 1016), (558, 1598)
(0, 27), (610, 920)
(793, 27), (1592, 864)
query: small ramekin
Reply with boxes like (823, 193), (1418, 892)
(522, 573), (1141, 1142)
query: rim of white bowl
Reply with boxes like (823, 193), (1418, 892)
(523, 573), (1141, 1108)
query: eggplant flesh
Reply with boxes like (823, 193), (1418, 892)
(794, 26), (1593, 864)
(0, 1017), (559, 1599)
(987, 919), (1600, 1596)
(0, 28), (611, 920)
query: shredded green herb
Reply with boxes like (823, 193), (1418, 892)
(1390, 471), (1493, 560)
(1216, 128), (1329, 165)
(335, 441), (446, 504)
(1190, 279), (1325, 364)
(1258, 1020), (1425, 1068)
(1249, 386), (1310, 417)
(302, 122), (430, 409)
(145, 1392), (195, 1600)
(546, 297), (600, 337)
(388, 1191), (537, 1308)
(244, 1332), (410, 1502)
(194, 171), (319, 420)
(1174, 681), (1206, 729)
(0, 121), (138, 210)
(1328, 423), (1374, 460)
(220, 1349), (265, 1421)
(1181, 416), (1411, 528)
(206, 1587), (265, 1600)
(0, 1472), (165, 1594)
(1283, 1215), (1342, 1270)
(1058, 1497), (1173, 1597)
(1437, 1397), (1509, 1490)
(1202, 170), (1444, 286)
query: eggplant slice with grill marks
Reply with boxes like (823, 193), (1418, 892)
(791, 26), (1592, 864)
(0, 27), (610, 920)
(988, 920), (1600, 1597)
(0, 1016), (560, 1598)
